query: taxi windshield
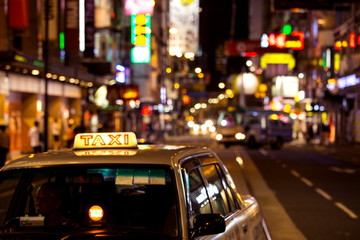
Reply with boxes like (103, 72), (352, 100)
(0, 166), (179, 239)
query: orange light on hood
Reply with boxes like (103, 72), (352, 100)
(89, 205), (104, 221)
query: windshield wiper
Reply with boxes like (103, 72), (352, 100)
(1, 217), (20, 233)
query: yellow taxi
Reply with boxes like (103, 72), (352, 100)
(0, 132), (271, 240)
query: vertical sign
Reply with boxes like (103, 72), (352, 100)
(124, 0), (154, 15)
(95, 0), (111, 28)
(169, 0), (199, 56)
(9, 0), (29, 28)
(65, 0), (79, 58)
(84, 0), (95, 58)
(131, 14), (151, 63)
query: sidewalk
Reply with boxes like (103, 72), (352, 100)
(288, 139), (360, 166)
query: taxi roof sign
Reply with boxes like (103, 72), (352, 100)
(73, 132), (138, 150)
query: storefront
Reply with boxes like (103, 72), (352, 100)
(0, 71), (82, 155)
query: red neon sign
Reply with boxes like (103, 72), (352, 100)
(276, 33), (286, 48)
(264, 32), (304, 50)
(334, 32), (360, 50)
(349, 32), (356, 48)
(269, 33), (276, 46)
(288, 32), (304, 50)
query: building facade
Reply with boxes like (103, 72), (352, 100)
(0, 0), (170, 155)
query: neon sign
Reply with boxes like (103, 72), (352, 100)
(131, 14), (151, 63)
(337, 74), (360, 89)
(335, 32), (360, 50)
(261, 32), (304, 50)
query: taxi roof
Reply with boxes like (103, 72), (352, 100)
(2, 144), (212, 171)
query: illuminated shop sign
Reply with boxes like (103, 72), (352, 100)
(120, 85), (139, 100)
(337, 74), (360, 89)
(169, 0), (199, 56)
(260, 53), (296, 70)
(334, 32), (360, 50)
(327, 74), (360, 91)
(272, 76), (299, 98)
(124, 0), (154, 15)
(261, 32), (304, 50)
(115, 64), (126, 83)
(131, 14), (151, 63)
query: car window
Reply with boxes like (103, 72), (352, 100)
(182, 156), (238, 221)
(214, 164), (237, 211)
(0, 166), (179, 237)
(201, 164), (230, 216)
(187, 168), (211, 216)
(0, 172), (21, 225)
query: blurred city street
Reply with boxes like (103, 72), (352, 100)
(1, 0), (360, 239)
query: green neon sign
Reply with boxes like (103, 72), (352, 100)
(282, 24), (292, 35)
(59, 32), (65, 50)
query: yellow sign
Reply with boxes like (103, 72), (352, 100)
(260, 53), (295, 70)
(89, 205), (104, 221)
(73, 132), (138, 150)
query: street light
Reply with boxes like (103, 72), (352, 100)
(195, 67), (202, 73)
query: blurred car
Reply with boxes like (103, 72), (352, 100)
(216, 106), (292, 149)
(188, 119), (217, 136)
(0, 132), (271, 240)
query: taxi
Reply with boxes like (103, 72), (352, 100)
(0, 132), (271, 240)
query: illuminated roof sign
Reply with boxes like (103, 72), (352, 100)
(73, 132), (138, 150)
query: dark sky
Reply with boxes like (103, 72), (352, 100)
(199, 0), (249, 90)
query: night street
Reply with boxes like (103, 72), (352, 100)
(2, 1), (360, 239)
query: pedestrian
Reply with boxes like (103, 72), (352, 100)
(65, 124), (75, 148)
(306, 122), (314, 143)
(28, 121), (41, 153)
(0, 125), (10, 167)
(321, 122), (331, 146)
(52, 118), (61, 150)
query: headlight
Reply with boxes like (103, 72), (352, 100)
(216, 134), (223, 141)
(201, 124), (207, 132)
(235, 132), (245, 140)
(209, 126), (216, 133)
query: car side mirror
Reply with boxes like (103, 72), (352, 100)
(191, 213), (226, 238)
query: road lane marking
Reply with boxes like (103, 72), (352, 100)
(259, 149), (268, 156)
(300, 177), (313, 187)
(335, 202), (359, 219)
(329, 166), (356, 174)
(236, 151), (307, 240)
(247, 150), (359, 221)
(315, 188), (332, 201)
(290, 169), (301, 178)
